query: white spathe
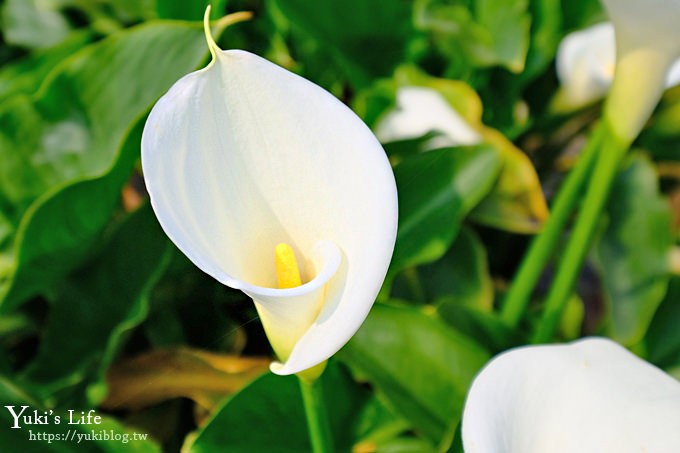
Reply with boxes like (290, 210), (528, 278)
(141, 11), (398, 376)
(556, 22), (680, 110)
(556, 23), (616, 109)
(462, 338), (680, 453)
(374, 86), (481, 149)
(601, 0), (680, 57)
(601, 0), (680, 139)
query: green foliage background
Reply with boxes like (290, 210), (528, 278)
(0, 0), (679, 451)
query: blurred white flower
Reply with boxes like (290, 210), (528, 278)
(601, 0), (680, 138)
(374, 86), (481, 149)
(556, 23), (615, 110)
(141, 8), (398, 376)
(462, 338), (680, 453)
(556, 22), (680, 111)
(602, 0), (680, 57)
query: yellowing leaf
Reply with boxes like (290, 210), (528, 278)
(102, 349), (269, 412)
(387, 67), (548, 233)
(472, 128), (549, 233)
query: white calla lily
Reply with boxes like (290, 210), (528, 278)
(601, 0), (680, 139)
(556, 22), (680, 111)
(374, 86), (481, 149)
(462, 338), (680, 453)
(556, 23), (616, 110)
(141, 9), (398, 376)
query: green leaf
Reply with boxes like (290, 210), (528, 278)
(0, 31), (92, 103)
(0, 311), (36, 344)
(0, 21), (206, 213)
(0, 375), (40, 407)
(1, 0), (72, 49)
(470, 131), (549, 233)
(370, 437), (438, 453)
(595, 154), (673, 345)
(414, 0), (497, 76)
(186, 362), (403, 452)
(0, 123), (140, 312)
(340, 303), (490, 442)
(414, 0), (530, 74)
(645, 278), (680, 369)
(522, 0), (562, 82)
(436, 299), (516, 354)
(270, 0), (413, 86)
(474, 0), (531, 73)
(418, 227), (494, 309)
(561, 0), (605, 31)
(157, 0), (227, 21)
(388, 145), (502, 278)
(19, 203), (171, 405)
(0, 210), (13, 251)
(0, 20), (209, 311)
(110, 0), (156, 21)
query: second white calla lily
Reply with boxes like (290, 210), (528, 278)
(601, 0), (680, 139)
(556, 22), (680, 111)
(556, 22), (616, 110)
(462, 338), (680, 452)
(141, 8), (398, 376)
(374, 86), (481, 149)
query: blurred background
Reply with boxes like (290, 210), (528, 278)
(1, 0), (680, 452)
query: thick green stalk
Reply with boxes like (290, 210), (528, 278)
(524, 23), (672, 342)
(299, 377), (334, 453)
(532, 123), (628, 343)
(500, 123), (605, 327)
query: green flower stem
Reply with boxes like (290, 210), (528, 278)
(299, 376), (334, 453)
(500, 122), (606, 327)
(532, 122), (628, 343)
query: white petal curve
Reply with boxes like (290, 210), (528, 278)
(374, 86), (481, 149)
(601, 0), (680, 139)
(556, 21), (680, 112)
(462, 338), (680, 453)
(601, 0), (680, 57)
(666, 58), (680, 88)
(247, 240), (341, 363)
(556, 23), (616, 108)
(142, 49), (398, 375)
